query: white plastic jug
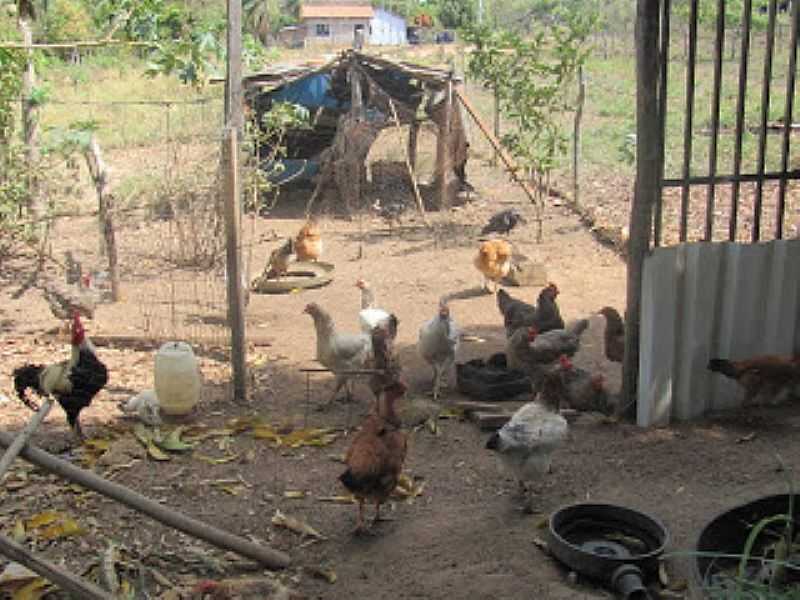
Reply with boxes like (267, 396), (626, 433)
(154, 341), (200, 416)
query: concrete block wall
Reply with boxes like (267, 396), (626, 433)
(637, 239), (800, 426)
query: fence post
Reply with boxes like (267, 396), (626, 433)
(572, 65), (585, 209)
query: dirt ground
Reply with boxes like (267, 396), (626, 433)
(2, 160), (800, 600)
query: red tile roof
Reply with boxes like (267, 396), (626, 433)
(300, 4), (375, 19)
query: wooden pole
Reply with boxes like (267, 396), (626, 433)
(223, 128), (247, 403)
(407, 119), (419, 172)
(0, 534), (111, 599)
(454, 87), (539, 205)
(572, 65), (585, 209)
(18, 12), (43, 229)
(388, 98), (428, 224)
(0, 399), (53, 480)
(0, 431), (291, 569)
(622, 0), (662, 421)
(224, 0), (247, 402)
(492, 82), (500, 167)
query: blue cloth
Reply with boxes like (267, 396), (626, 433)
(270, 73), (341, 110)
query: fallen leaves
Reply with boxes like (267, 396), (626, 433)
(15, 510), (86, 542)
(230, 415), (339, 449)
(271, 509), (327, 540)
(0, 562), (52, 600)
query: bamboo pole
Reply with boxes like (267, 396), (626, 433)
(0, 399), (53, 480)
(0, 534), (111, 599)
(0, 431), (291, 569)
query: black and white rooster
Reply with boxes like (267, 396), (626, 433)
(13, 312), (108, 442)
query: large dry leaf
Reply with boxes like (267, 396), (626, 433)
(146, 441), (171, 462)
(271, 509), (326, 540)
(10, 578), (50, 600)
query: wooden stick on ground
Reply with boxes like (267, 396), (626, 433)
(0, 534), (111, 600)
(0, 398), (53, 481)
(0, 432), (290, 570)
(387, 97), (428, 225)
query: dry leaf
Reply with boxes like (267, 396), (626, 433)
(146, 441), (171, 462)
(0, 562), (37, 585)
(195, 453), (240, 465)
(306, 566), (337, 584)
(11, 520), (25, 543)
(38, 517), (85, 540)
(271, 509), (326, 540)
(158, 427), (194, 452)
(283, 490), (307, 499)
(25, 511), (60, 529)
(10, 578), (49, 600)
(316, 495), (356, 504)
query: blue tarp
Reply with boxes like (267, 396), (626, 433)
(270, 73), (342, 111)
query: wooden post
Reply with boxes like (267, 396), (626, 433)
(224, 0), (247, 403)
(0, 431), (291, 570)
(492, 82), (500, 167)
(0, 534), (111, 599)
(572, 65), (585, 209)
(18, 9), (43, 228)
(407, 119), (419, 172)
(435, 78), (455, 210)
(622, 0), (662, 421)
(223, 128), (247, 403)
(83, 135), (120, 302)
(388, 98), (427, 223)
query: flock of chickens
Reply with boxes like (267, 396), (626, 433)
(8, 208), (800, 534)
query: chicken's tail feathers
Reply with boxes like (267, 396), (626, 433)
(567, 318), (590, 338)
(708, 358), (738, 379)
(496, 288), (512, 314)
(12, 364), (45, 411)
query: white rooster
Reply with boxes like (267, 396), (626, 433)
(355, 279), (392, 337)
(304, 303), (372, 407)
(417, 299), (460, 401)
(485, 360), (569, 513)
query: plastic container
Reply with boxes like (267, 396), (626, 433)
(154, 341), (201, 416)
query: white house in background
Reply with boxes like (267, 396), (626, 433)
(299, 3), (407, 47)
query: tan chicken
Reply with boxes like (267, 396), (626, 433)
(295, 220), (323, 262)
(340, 380), (408, 533)
(708, 354), (800, 405)
(474, 239), (512, 292)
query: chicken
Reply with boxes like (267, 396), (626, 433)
(295, 220), (323, 262)
(43, 275), (97, 323)
(340, 380), (408, 533)
(13, 312), (108, 442)
(558, 355), (612, 414)
(417, 299), (460, 401)
(368, 315), (401, 400)
(474, 239), (513, 292)
(497, 289), (537, 338)
(485, 361), (569, 513)
(356, 279), (392, 336)
(481, 208), (526, 236)
(372, 199), (405, 229)
(599, 306), (625, 363)
(265, 238), (296, 280)
(304, 303), (372, 406)
(533, 283), (564, 333)
(708, 355), (800, 405)
(507, 320), (589, 376)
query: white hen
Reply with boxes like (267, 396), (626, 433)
(304, 302), (372, 406)
(485, 362), (569, 513)
(356, 279), (392, 336)
(417, 299), (460, 401)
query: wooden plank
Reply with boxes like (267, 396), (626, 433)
(0, 399), (53, 480)
(753, 0), (779, 242)
(454, 87), (539, 206)
(653, 0), (670, 248)
(0, 534), (111, 599)
(730, 0), (753, 241)
(705, 0), (726, 242)
(663, 169), (800, 187)
(223, 129), (247, 402)
(679, 0), (699, 243)
(624, 0), (662, 420)
(0, 431), (291, 569)
(777, 0), (799, 239)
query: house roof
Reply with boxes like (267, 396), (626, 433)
(299, 4), (375, 19)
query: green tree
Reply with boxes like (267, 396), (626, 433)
(436, 0), (476, 29)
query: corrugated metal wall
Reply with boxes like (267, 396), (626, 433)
(638, 239), (800, 426)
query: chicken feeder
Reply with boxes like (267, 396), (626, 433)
(692, 493), (800, 597)
(456, 353), (532, 401)
(250, 261), (334, 294)
(548, 503), (669, 600)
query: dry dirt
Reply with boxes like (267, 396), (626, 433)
(2, 162), (800, 600)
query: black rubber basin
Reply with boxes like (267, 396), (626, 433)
(693, 493), (800, 596)
(548, 503), (669, 583)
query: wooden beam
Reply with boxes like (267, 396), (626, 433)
(623, 0), (662, 421)
(454, 87), (539, 206)
(0, 399), (53, 480)
(223, 128), (247, 403)
(0, 432), (291, 570)
(0, 534), (111, 599)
